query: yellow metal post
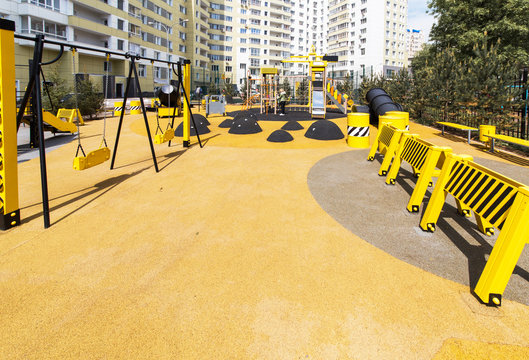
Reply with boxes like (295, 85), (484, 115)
(474, 187), (529, 305)
(0, 19), (20, 229)
(183, 60), (191, 147)
(420, 153), (468, 232)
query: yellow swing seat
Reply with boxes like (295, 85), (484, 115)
(154, 128), (175, 144)
(73, 147), (111, 170)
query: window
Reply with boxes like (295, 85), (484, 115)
(117, 19), (124, 31)
(117, 39), (124, 50)
(138, 64), (146, 77)
(226, 66), (232, 72)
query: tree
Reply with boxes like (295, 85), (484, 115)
(428, 0), (529, 64)
(384, 69), (413, 111)
(336, 75), (355, 100)
(240, 77), (249, 101)
(42, 67), (72, 113)
(296, 77), (309, 104)
(281, 77), (291, 98)
(75, 78), (104, 119)
(461, 35), (522, 125)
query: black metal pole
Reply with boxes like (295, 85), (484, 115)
(167, 92), (179, 147)
(110, 55), (135, 170)
(33, 35), (51, 228)
(521, 67), (527, 140)
(132, 59), (159, 172)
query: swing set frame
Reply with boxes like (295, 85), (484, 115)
(11, 31), (202, 229)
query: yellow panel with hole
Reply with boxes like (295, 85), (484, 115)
(154, 129), (175, 144)
(73, 147), (111, 171)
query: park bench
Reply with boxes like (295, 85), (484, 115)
(436, 121), (478, 144)
(483, 133), (529, 153)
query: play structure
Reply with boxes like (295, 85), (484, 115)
(242, 68), (279, 115)
(2, 19), (202, 229)
(282, 45), (341, 118)
(326, 81), (352, 114)
(259, 68), (279, 115)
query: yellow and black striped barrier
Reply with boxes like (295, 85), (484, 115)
(347, 113), (370, 148)
(386, 133), (452, 213)
(0, 19), (20, 230)
(130, 100), (141, 115)
(113, 101), (123, 117)
(420, 153), (529, 306)
(367, 123), (408, 176)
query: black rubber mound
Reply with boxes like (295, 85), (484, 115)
(228, 115), (263, 134)
(174, 117), (211, 136)
(218, 119), (234, 128)
(194, 114), (210, 125)
(267, 130), (294, 143)
(232, 111), (258, 123)
(281, 120), (304, 131)
(304, 120), (344, 140)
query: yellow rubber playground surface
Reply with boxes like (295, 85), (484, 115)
(2, 105), (529, 359)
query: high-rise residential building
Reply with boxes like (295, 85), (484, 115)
(2, 0), (408, 96)
(406, 28), (425, 65)
(327, 0), (408, 82)
(288, 0), (327, 76)
(2, 0), (192, 98)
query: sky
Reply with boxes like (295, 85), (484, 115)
(407, 0), (436, 42)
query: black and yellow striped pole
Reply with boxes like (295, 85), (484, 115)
(0, 19), (20, 229)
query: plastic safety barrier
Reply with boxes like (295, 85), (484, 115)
(367, 123), (408, 176)
(386, 133), (452, 212)
(420, 152), (529, 306)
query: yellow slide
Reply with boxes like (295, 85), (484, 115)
(42, 111), (77, 133)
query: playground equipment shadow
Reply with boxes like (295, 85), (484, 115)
(2, 104), (529, 359)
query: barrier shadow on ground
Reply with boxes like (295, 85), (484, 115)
(435, 131), (471, 144)
(475, 146), (529, 168)
(389, 157), (529, 290)
(429, 202), (529, 291)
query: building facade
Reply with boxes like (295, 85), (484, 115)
(406, 28), (425, 66)
(1, 0), (408, 97)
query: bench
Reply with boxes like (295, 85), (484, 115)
(436, 122), (478, 144)
(483, 134), (529, 153)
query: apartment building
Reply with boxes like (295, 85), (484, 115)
(406, 28), (424, 65)
(288, 0), (327, 76)
(2, 0), (191, 98)
(2, 0), (408, 96)
(327, 0), (407, 81)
